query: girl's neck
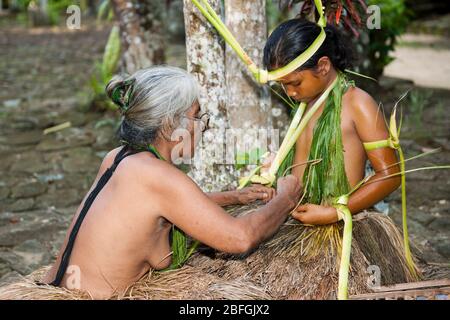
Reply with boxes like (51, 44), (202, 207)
(306, 68), (338, 109)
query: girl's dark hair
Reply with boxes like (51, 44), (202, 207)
(263, 18), (355, 72)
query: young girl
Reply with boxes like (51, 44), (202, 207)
(263, 18), (401, 225)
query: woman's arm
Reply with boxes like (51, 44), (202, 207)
(153, 164), (301, 254)
(207, 185), (276, 206)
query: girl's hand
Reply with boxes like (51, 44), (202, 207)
(291, 204), (339, 225)
(236, 185), (276, 204)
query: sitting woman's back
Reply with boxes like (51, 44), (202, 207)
(43, 147), (174, 298)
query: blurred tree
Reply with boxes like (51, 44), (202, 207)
(225, 0), (272, 143)
(183, 0), (231, 191)
(111, 0), (166, 74)
(183, 0), (272, 191)
(27, 0), (50, 26)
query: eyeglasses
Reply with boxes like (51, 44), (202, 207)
(184, 112), (210, 133)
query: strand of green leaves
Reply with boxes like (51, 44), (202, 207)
(363, 96), (418, 279)
(299, 74), (352, 300)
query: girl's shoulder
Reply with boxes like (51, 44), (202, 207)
(342, 85), (380, 117)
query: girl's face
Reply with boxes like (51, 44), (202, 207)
(276, 57), (335, 104)
(278, 69), (328, 104)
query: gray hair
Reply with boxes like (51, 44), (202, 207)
(106, 65), (199, 146)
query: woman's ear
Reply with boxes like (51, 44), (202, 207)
(159, 118), (175, 142)
(316, 56), (332, 76)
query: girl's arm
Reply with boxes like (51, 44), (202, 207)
(292, 89), (401, 225)
(346, 89), (401, 214)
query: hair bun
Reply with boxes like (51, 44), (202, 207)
(105, 74), (135, 113)
(324, 25), (355, 71)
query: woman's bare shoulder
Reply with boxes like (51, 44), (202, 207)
(98, 147), (198, 196)
(127, 152), (197, 189)
(101, 146), (124, 166)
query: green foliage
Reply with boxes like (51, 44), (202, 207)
(97, 0), (114, 22)
(13, 0), (33, 11)
(276, 145), (295, 178)
(170, 227), (188, 269)
(159, 227), (199, 271)
(48, 0), (78, 24)
(89, 25), (121, 110)
(302, 74), (352, 205)
(266, 0), (290, 34)
(367, 0), (410, 78)
(102, 25), (121, 80)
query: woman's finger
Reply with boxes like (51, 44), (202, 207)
(253, 192), (269, 200)
(291, 211), (304, 222)
(249, 185), (270, 193)
(267, 188), (275, 200)
(296, 204), (308, 212)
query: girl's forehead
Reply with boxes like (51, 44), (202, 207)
(278, 71), (303, 84)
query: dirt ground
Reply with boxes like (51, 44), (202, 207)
(384, 33), (450, 89)
(0, 18), (449, 286)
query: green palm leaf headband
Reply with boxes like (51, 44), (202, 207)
(191, 0), (327, 84)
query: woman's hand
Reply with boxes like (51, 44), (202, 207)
(235, 185), (276, 204)
(291, 204), (339, 225)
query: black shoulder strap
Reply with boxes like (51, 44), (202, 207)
(49, 146), (157, 286)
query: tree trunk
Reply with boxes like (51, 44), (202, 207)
(183, 0), (235, 192)
(111, 0), (165, 74)
(224, 0), (272, 156)
(82, 0), (98, 16)
(27, 0), (50, 26)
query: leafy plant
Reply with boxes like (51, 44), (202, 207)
(89, 25), (121, 110)
(97, 0), (114, 22)
(366, 0), (410, 78)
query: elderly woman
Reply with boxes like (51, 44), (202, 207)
(43, 66), (300, 299)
